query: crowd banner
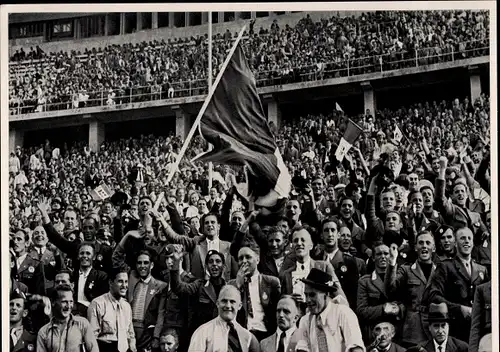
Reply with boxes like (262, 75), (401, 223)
(90, 184), (114, 202)
(335, 119), (363, 162)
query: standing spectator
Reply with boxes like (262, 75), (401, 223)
(87, 268), (137, 352)
(37, 284), (99, 352)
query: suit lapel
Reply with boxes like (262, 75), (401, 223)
(12, 337), (24, 352)
(18, 256), (32, 273)
(454, 258), (471, 282)
(144, 279), (157, 312)
(411, 262), (427, 284)
(425, 264), (437, 289)
(371, 271), (386, 297)
(203, 282), (218, 304)
(198, 241), (208, 270)
(331, 250), (344, 268)
(471, 262), (482, 284)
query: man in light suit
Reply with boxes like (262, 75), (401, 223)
(279, 227), (346, 306)
(420, 303), (468, 352)
(188, 285), (260, 352)
(113, 246), (167, 352)
(260, 295), (301, 352)
(229, 239), (281, 341)
(294, 268), (364, 352)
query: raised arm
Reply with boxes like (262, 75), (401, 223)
(434, 157), (455, 219)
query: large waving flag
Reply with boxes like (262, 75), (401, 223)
(192, 43), (291, 208)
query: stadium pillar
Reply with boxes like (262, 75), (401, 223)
(104, 14), (109, 35)
(9, 129), (24, 151)
(152, 12), (158, 29)
(120, 13), (126, 34)
(234, 12), (241, 20)
(137, 13), (143, 31)
(263, 94), (281, 130)
(173, 105), (188, 139)
(168, 13), (174, 28)
(251, 12), (256, 19)
(361, 82), (376, 117)
(218, 12), (224, 23)
(468, 65), (481, 104)
(89, 120), (105, 152)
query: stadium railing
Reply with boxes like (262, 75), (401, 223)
(9, 39), (489, 116)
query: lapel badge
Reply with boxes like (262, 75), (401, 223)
(28, 344), (34, 351)
(50, 260), (56, 266)
(11, 261), (15, 269)
(340, 265), (347, 273)
(474, 222), (480, 227)
(97, 254), (103, 261)
(325, 208), (331, 214)
(371, 271), (377, 281)
(262, 292), (268, 300)
(479, 272), (484, 280)
(88, 281), (95, 289)
(400, 252), (407, 258)
(150, 289), (156, 295)
(28, 266), (35, 273)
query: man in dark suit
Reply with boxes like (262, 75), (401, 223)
(434, 157), (488, 250)
(425, 227), (488, 342)
(366, 322), (405, 352)
(11, 229), (45, 295)
(38, 201), (113, 274)
(311, 218), (360, 309)
(338, 226), (367, 276)
(170, 249), (227, 338)
(229, 239), (281, 341)
(357, 242), (405, 344)
(113, 247), (167, 352)
(385, 231), (438, 347)
(9, 292), (37, 352)
(72, 243), (108, 317)
(337, 197), (367, 259)
(469, 281), (491, 352)
(419, 303), (468, 352)
(29, 225), (61, 292)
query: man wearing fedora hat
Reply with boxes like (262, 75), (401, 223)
(419, 303), (468, 352)
(295, 268), (364, 352)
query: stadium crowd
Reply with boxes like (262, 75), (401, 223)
(9, 90), (492, 352)
(9, 10), (489, 115)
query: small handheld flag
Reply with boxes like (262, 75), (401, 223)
(90, 184), (114, 202)
(335, 102), (343, 112)
(335, 119), (363, 162)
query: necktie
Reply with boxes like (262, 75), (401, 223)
(438, 346), (442, 352)
(316, 315), (329, 352)
(132, 281), (148, 321)
(116, 302), (128, 352)
(277, 331), (286, 352)
(465, 262), (471, 277)
(227, 322), (242, 352)
(244, 277), (254, 318)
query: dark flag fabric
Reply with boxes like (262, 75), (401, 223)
(192, 42), (291, 208)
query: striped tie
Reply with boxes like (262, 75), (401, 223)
(132, 281), (148, 321)
(316, 315), (329, 352)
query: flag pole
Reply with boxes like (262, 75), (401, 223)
(208, 12), (214, 190)
(166, 24), (247, 184)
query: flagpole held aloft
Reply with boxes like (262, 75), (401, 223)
(208, 11), (214, 190)
(165, 24), (247, 185)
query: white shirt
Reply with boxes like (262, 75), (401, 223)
(206, 237), (220, 252)
(295, 258), (312, 275)
(16, 253), (28, 270)
(247, 271), (267, 332)
(274, 257), (284, 272)
(275, 326), (297, 352)
(78, 267), (92, 307)
(434, 338), (448, 352)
